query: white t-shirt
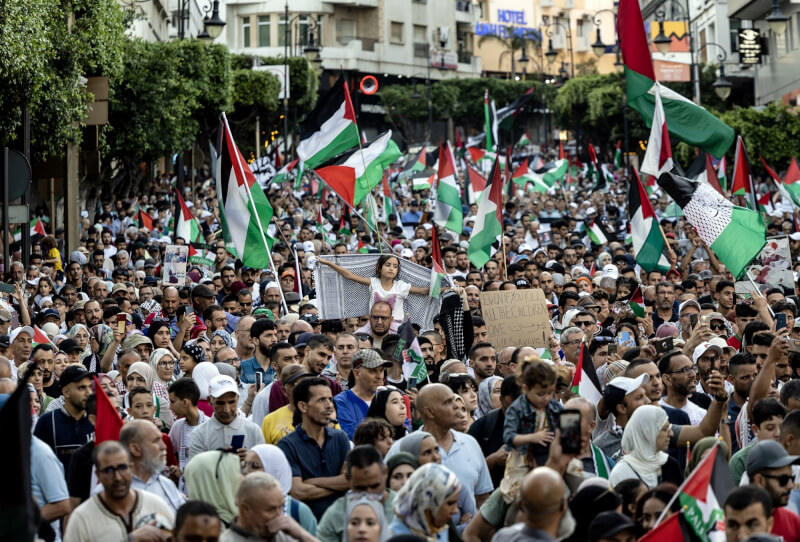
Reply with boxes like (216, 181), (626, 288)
(370, 277), (412, 322)
(659, 397), (707, 426)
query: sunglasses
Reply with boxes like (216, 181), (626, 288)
(761, 473), (794, 486)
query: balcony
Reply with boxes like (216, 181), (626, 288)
(324, 0), (378, 6)
(455, 0), (474, 23)
(458, 50), (474, 63)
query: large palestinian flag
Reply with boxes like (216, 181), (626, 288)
(657, 171), (765, 279)
(570, 343), (602, 404)
(216, 114), (274, 269)
(175, 191), (203, 243)
(629, 169), (671, 272)
(297, 76), (360, 168)
(618, 0), (735, 157)
(433, 142), (463, 234)
(467, 156), (504, 269)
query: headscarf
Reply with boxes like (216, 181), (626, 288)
(616, 405), (669, 488)
(67, 324), (92, 361)
(396, 431), (434, 461)
(192, 362), (220, 401)
(182, 342), (207, 365)
(386, 452), (419, 489)
(90, 324), (114, 357)
(184, 451), (240, 524)
(211, 329), (234, 348)
(367, 388), (408, 440)
(477, 376), (502, 417)
(149, 348), (176, 386)
(685, 438), (729, 478)
(250, 445), (293, 496)
(575, 276), (593, 292)
(127, 362), (154, 391)
(344, 497), (388, 542)
(393, 463), (461, 537)
(147, 320), (172, 346)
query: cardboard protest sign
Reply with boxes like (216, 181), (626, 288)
(480, 288), (550, 349)
(163, 245), (189, 285)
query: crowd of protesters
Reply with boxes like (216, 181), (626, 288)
(3, 164), (800, 542)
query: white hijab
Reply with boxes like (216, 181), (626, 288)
(191, 362), (220, 401)
(616, 405), (669, 488)
(250, 444), (293, 496)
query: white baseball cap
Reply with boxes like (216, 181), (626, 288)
(692, 342), (723, 364)
(208, 375), (239, 398)
(602, 264), (619, 279)
(302, 241), (316, 253)
(10, 326), (34, 343)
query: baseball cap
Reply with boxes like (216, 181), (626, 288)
(111, 283), (127, 294)
(72, 300), (86, 311)
(295, 332), (314, 349)
(40, 322), (60, 339)
(144, 258), (157, 268)
(401, 248), (413, 259)
(588, 512), (636, 542)
(0, 307), (10, 322)
(707, 311), (726, 322)
(60, 365), (91, 387)
(59, 338), (82, 354)
(122, 334), (153, 350)
(352, 349), (393, 370)
(252, 308), (275, 321)
(699, 269), (714, 280)
(302, 241), (316, 253)
(208, 375), (239, 398)
(602, 264), (619, 279)
(746, 440), (800, 477)
(514, 279), (530, 289)
(692, 342), (723, 364)
(679, 299), (701, 315)
(281, 269), (296, 279)
(518, 244), (533, 253)
(191, 284), (216, 299)
(603, 360), (630, 386)
(603, 374), (650, 413)
(10, 326), (34, 343)
(285, 367), (315, 385)
(0, 335), (9, 348)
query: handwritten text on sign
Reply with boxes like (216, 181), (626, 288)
(480, 289), (550, 349)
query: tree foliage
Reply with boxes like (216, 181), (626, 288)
(720, 103), (800, 174)
(0, 0), (126, 159)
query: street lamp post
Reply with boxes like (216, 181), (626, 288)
(652, 0), (699, 104)
(176, 0), (226, 41)
(542, 20), (574, 78)
(695, 42), (733, 101)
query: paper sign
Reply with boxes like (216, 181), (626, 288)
(480, 288), (550, 349)
(736, 236), (795, 294)
(163, 245), (189, 285)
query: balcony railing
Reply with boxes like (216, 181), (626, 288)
(458, 50), (474, 63)
(455, 0), (471, 12)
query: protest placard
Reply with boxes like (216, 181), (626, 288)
(480, 288), (550, 349)
(163, 245), (189, 285)
(735, 236), (795, 294)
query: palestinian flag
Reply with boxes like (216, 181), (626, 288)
(188, 244), (215, 268)
(272, 158), (299, 184)
(533, 159), (569, 188)
(297, 76), (360, 168)
(394, 319), (427, 386)
(630, 170), (671, 272)
(516, 131), (532, 148)
(638, 510), (694, 541)
(484, 90), (498, 151)
(497, 86), (535, 131)
(627, 286), (645, 317)
(717, 155), (728, 193)
(412, 172), (435, 192)
(688, 152), (724, 196)
(314, 131), (402, 207)
(614, 140), (623, 169)
(653, 442), (734, 541)
(466, 147), (495, 170)
(93, 375), (124, 444)
(511, 159), (549, 193)
(465, 164), (487, 205)
(468, 156), (504, 269)
(137, 207), (154, 231)
(640, 89), (674, 177)
(731, 136), (757, 210)
(764, 157), (800, 209)
(657, 171), (766, 279)
(587, 220), (608, 246)
(400, 147), (427, 178)
(362, 192), (380, 233)
(761, 157), (794, 208)
(434, 142), (463, 234)
(175, 191), (203, 243)
(338, 215), (351, 238)
(381, 173), (402, 227)
(429, 223), (446, 298)
(570, 343), (602, 404)
(32, 326), (53, 346)
(757, 192), (775, 214)
(216, 113), (275, 270)
(787, 157), (800, 185)
(357, 240), (369, 253)
(13, 218), (47, 242)
(617, 0), (735, 157)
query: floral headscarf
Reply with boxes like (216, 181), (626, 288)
(90, 324), (114, 357)
(393, 463), (461, 537)
(210, 329), (234, 349)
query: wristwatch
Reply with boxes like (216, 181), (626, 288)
(714, 392), (729, 402)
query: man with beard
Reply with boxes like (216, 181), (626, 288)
(34, 365), (95, 475)
(651, 282), (678, 330)
(361, 301), (393, 349)
(334, 349), (393, 439)
(689, 342), (726, 409)
(119, 420), (185, 513)
(301, 334), (342, 393)
(143, 286), (182, 337)
(419, 331), (445, 383)
(539, 271), (558, 306)
(484, 260), (500, 282)
(729, 353), (759, 455)
(322, 333), (358, 391)
(66, 260), (89, 294)
(658, 351), (709, 425)
(746, 440), (800, 540)
(64, 441), (174, 541)
(240, 318), (278, 385)
(250, 342), (301, 426)
(34, 343), (61, 397)
(468, 342), (497, 389)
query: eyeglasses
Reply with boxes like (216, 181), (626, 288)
(574, 320), (596, 328)
(667, 366), (698, 376)
(158, 361), (175, 368)
(219, 357), (240, 365)
(760, 473), (794, 486)
(97, 463), (130, 476)
(710, 322), (726, 331)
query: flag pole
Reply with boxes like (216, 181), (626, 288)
(653, 441), (721, 527)
(222, 113), (290, 316)
(746, 270), (775, 318)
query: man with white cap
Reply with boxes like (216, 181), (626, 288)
(189, 375), (264, 459)
(9, 325), (34, 379)
(677, 299), (703, 342)
(690, 341), (733, 410)
(594, 374), (651, 460)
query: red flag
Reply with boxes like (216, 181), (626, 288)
(32, 218), (46, 237)
(732, 136), (757, 210)
(705, 153), (723, 195)
(32, 326), (53, 346)
(638, 511), (690, 541)
(455, 128), (464, 152)
(430, 223), (445, 274)
(786, 157), (800, 185)
(558, 140), (565, 160)
(138, 209), (154, 231)
(466, 147), (486, 164)
(93, 375), (123, 444)
(466, 164), (487, 193)
(588, 141), (598, 167)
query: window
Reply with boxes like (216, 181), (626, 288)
(337, 18), (356, 45)
(242, 17), (251, 48)
(390, 22), (403, 43)
(413, 24), (427, 42)
(729, 19), (740, 52)
(258, 16), (270, 47)
(576, 19), (584, 38)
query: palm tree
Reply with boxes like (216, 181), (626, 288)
(478, 25), (542, 79)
